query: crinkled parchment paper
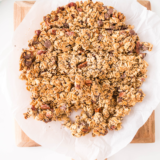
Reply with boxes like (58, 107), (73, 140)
(4, 0), (160, 159)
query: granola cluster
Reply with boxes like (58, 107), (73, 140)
(19, 0), (153, 137)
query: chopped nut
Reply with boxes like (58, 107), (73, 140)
(68, 2), (76, 8)
(105, 13), (110, 20)
(41, 104), (50, 109)
(98, 20), (103, 27)
(35, 30), (41, 36)
(119, 92), (125, 97)
(37, 50), (46, 55)
(136, 41), (140, 54)
(44, 40), (51, 48)
(25, 60), (32, 67)
(66, 32), (75, 36)
(85, 80), (92, 86)
(95, 108), (102, 112)
(78, 62), (87, 69)
(77, 8), (83, 12)
(52, 30), (56, 35)
(31, 105), (36, 111)
(98, 34), (103, 41)
(108, 8), (113, 15)
(129, 29), (135, 36)
(57, 7), (65, 13)
(63, 23), (69, 28)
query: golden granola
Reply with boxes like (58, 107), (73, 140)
(19, 0), (153, 137)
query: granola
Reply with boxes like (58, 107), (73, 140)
(19, 0), (153, 137)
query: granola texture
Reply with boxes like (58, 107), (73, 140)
(19, 0), (153, 137)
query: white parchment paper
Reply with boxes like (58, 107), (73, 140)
(4, 0), (160, 159)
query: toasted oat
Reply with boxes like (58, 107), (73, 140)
(19, 0), (153, 137)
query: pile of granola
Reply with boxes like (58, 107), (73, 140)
(19, 0), (153, 137)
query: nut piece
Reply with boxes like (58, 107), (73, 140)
(105, 13), (110, 20)
(129, 29), (135, 36)
(77, 8), (83, 12)
(66, 32), (75, 36)
(136, 41), (140, 54)
(95, 108), (102, 112)
(63, 23), (69, 28)
(98, 20), (103, 27)
(68, 2), (76, 8)
(78, 62), (87, 69)
(37, 50), (46, 55)
(31, 105), (36, 111)
(25, 59), (32, 67)
(35, 30), (41, 36)
(85, 80), (92, 86)
(52, 30), (56, 35)
(108, 8), (113, 15)
(44, 40), (51, 48)
(119, 92), (125, 97)
(41, 104), (50, 110)
(57, 7), (65, 13)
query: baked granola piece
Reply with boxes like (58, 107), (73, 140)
(19, 0), (153, 137)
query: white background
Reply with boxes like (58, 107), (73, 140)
(0, 0), (160, 160)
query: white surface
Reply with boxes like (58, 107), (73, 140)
(6, 0), (160, 159)
(0, 0), (160, 160)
